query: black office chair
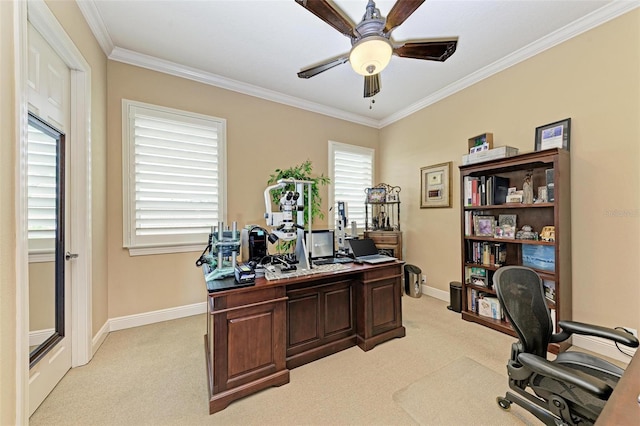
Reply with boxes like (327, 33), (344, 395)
(493, 266), (639, 426)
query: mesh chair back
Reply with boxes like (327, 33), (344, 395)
(494, 266), (552, 358)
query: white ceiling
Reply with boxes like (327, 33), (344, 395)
(78, 0), (635, 127)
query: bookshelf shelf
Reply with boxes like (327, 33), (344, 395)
(465, 202), (554, 210)
(466, 282), (496, 294)
(462, 311), (515, 336)
(459, 148), (572, 354)
(464, 236), (554, 246)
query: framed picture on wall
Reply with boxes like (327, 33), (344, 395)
(420, 162), (452, 208)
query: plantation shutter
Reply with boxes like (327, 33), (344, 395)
(331, 143), (373, 229)
(27, 124), (57, 253)
(123, 101), (226, 251)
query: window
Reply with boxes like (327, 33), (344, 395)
(328, 141), (374, 231)
(27, 115), (59, 259)
(122, 100), (226, 255)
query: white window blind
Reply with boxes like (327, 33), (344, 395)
(27, 124), (57, 254)
(122, 100), (226, 254)
(329, 141), (374, 230)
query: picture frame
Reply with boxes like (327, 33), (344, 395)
(498, 214), (517, 229)
(386, 192), (399, 203)
(420, 161), (452, 208)
(501, 225), (515, 239)
(474, 215), (495, 237)
(535, 118), (571, 151)
(366, 187), (386, 203)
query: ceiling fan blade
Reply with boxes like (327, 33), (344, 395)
(298, 55), (349, 79)
(364, 74), (380, 98)
(294, 0), (356, 39)
(384, 0), (426, 34)
(393, 38), (458, 61)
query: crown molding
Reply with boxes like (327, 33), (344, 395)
(109, 47), (380, 128)
(75, 0), (114, 56)
(381, 1), (640, 127)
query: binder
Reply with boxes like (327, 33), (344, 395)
(492, 176), (510, 205)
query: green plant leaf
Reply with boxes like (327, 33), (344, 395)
(266, 160), (331, 237)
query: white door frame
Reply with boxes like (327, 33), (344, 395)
(14, 0), (93, 421)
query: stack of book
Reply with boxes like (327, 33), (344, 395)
(466, 241), (507, 266)
(463, 175), (510, 206)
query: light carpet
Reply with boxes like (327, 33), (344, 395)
(394, 356), (536, 425)
(30, 296), (556, 425)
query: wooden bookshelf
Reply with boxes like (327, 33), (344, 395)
(459, 148), (571, 353)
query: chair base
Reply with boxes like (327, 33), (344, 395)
(497, 391), (566, 426)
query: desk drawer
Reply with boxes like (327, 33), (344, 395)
(363, 264), (402, 282)
(366, 232), (400, 245)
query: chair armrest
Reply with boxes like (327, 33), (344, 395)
(518, 353), (613, 399)
(554, 321), (639, 348)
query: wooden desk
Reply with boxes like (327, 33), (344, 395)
(204, 262), (406, 414)
(596, 349), (640, 425)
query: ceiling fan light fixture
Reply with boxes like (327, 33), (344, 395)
(349, 36), (392, 76)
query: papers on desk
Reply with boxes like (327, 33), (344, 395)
(264, 263), (350, 281)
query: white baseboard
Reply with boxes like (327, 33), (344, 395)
(423, 285), (449, 302)
(91, 289), (635, 366)
(572, 334), (636, 364)
(29, 328), (55, 347)
(92, 320), (110, 356)
(108, 301), (207, 332)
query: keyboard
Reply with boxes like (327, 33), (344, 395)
(313, 257), (354, 266)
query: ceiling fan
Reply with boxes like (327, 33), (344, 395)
(295, 0), (458, 98)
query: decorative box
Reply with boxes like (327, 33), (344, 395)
(462, 146), (519, 165)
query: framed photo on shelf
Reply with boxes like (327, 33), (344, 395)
(366, 187), (386, 203)
(535, 118), (571, 151)
(386, 192), (399, 202)
(498, 214), (517, 229)
(474, 215), (495, 237)
(420, 161), (452, 208)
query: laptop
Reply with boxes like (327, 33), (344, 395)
(348, 238), (397, 264)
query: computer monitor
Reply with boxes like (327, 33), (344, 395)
(305, 230), (335, 260)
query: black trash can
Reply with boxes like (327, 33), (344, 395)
(448, 281), (462, 312)
(404, 265), (422, 298)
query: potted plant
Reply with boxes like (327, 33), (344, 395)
(267, 159), (330, 233)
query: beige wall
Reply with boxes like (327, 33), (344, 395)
(380, 10), (640, 331)
(106, 61), (379, 318)
(1, 2), (18, 422)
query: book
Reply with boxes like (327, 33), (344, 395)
(478, 296), (502, 319)
(492, 176), (510, 205)
(469, 289), (477, 313)
(546, 168), (555, 202)
(482, 242), (491, 265)
(493, 243), (507, 266)
(543, 280), (556, 301)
